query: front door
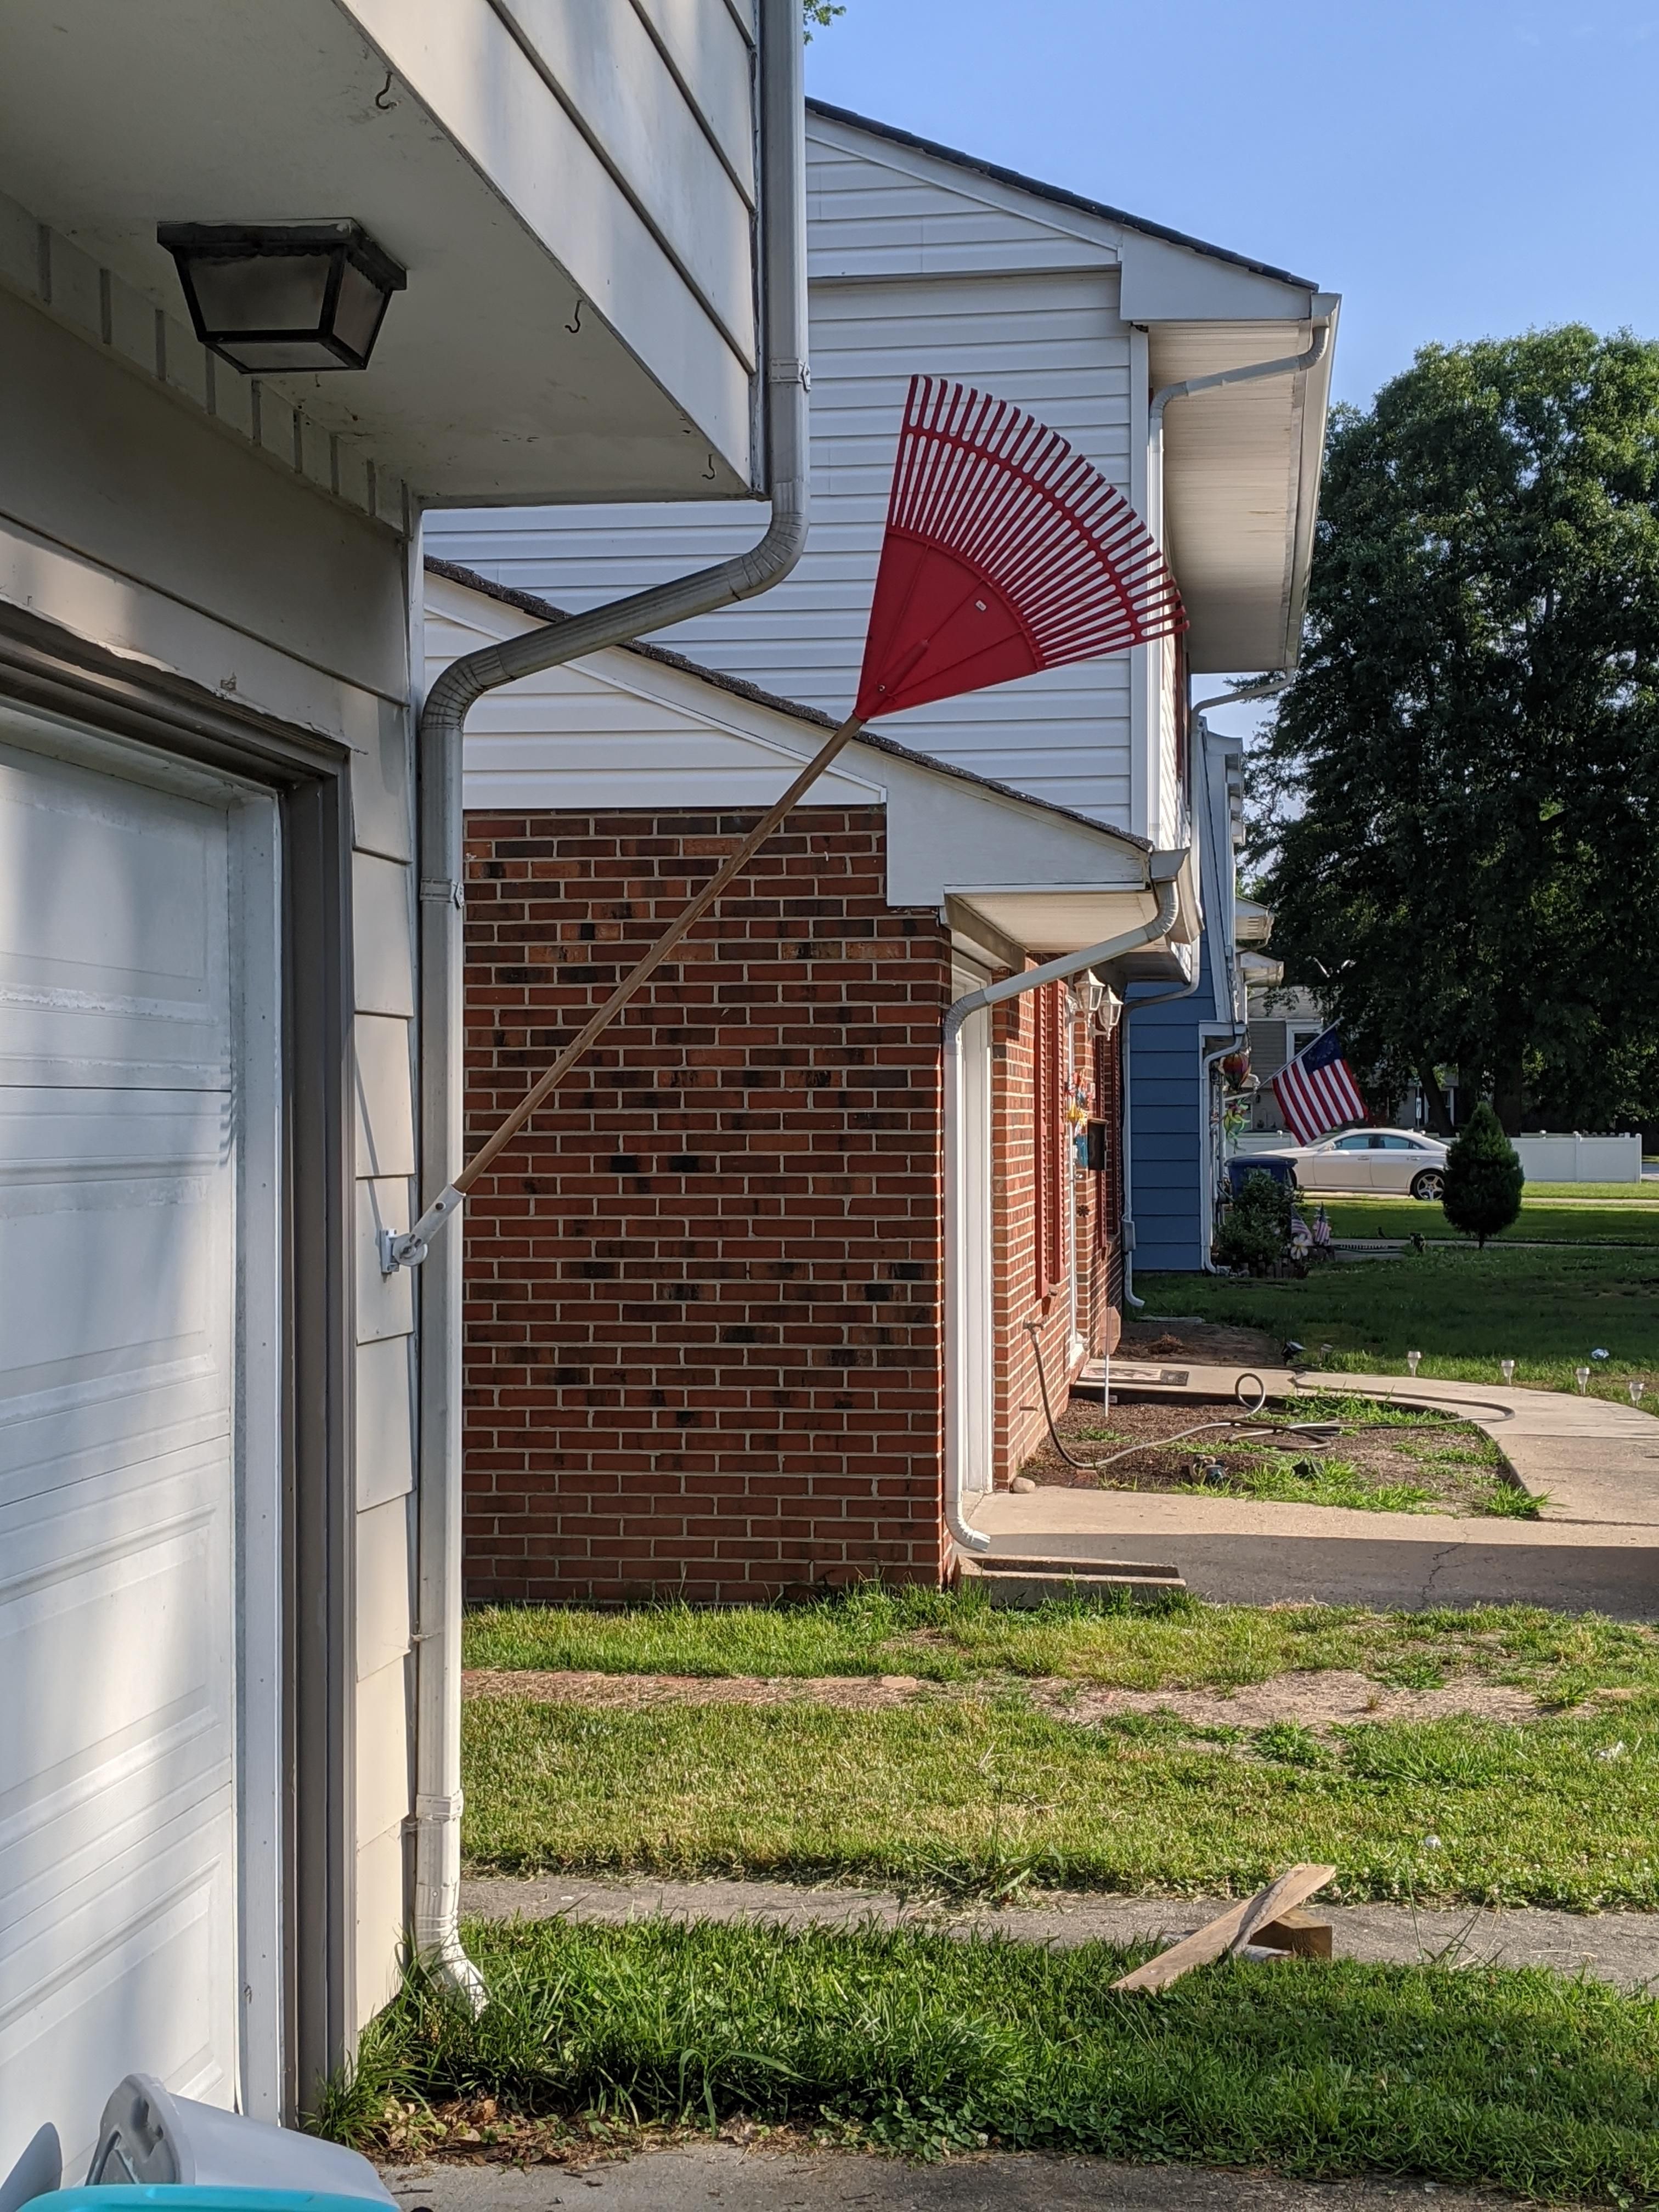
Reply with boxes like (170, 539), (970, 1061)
(0, 720), (279, 2179)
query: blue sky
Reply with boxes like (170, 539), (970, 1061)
(805, 1), (1659, 411)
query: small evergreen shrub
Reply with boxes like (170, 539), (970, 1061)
(1441, 1101), (1525, 1246)
(1215, 1171), (1294, 1273)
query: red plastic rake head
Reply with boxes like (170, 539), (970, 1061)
(853, 375), (1187, 723)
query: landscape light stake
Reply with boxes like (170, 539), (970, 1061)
(383, 376), (1186, 1269)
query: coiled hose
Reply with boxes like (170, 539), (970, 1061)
(1022, 1319), (1344, 1478)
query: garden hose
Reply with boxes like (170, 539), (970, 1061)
(1021, 1321), (1346, 1479)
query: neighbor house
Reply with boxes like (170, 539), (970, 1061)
(1121, 723), (1280, 1272)
(430, 561), (1168, 1602)
(0, 0), (802, 2168)
(426, 103), (1336, 1600)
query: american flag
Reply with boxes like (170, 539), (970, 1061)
(1271, 1026), (1369, 1144)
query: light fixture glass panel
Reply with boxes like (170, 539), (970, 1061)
(216, 337), (347, 373)
(332, 257), (387, 359)
(187, 253), (331, 334)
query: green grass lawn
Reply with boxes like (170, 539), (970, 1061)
(461, 1692), (1659, 1908)
(1142, 1240), (1659, 1396)
(463, 1591), (1659, 1699)
(1312, 1194), (1659, 1244)
(328, 1916), (1659, 2197)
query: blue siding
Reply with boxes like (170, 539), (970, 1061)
(1126, 929), (1216, 1272)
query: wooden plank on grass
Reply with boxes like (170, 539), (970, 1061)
(1111, 1864), (1336, 1993)
(1257, 1906), (1333, 1960)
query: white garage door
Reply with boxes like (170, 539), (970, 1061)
(0, 722), (278, 2181)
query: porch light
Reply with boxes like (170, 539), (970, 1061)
(156, 221), (406, 373)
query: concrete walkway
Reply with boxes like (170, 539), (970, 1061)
(383, 2147), (1524, 2212)
(976, 1366), (1659, 1614)
(462, 1874), (1659, 1991)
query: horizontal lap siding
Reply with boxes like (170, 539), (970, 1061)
(1130, 993), (1207, 1273)
(463, 805), (952, 1605)
(426, 129), (1135, 827)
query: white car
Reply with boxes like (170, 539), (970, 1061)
(1252, 1127), (1448, 1200)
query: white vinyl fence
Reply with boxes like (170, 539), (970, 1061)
(1511, 1133), (1642, 1183)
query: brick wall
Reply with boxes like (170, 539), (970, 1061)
(462, 806), (953, 1605)
(990, 987), (1122, 1486)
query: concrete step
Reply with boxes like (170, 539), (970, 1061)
(960, 1553), (1186, 1606)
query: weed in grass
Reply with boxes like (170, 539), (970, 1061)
(462, 1695), (1659, 1908)
(1254, 1721), (1330, 1768)
(322, 1917), (1659, 2200)
(1173, 1452), (1441, 1514)
(1483, 1480), (1548, 1520)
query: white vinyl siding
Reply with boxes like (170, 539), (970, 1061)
(428, 268), (1136, 823)
(805, 126), (1119, 283)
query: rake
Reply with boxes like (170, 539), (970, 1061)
(386, 375), (1186, 1267)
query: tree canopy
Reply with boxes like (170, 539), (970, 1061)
(1252, 327), (1659, 1133)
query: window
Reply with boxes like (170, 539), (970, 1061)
(1378, 1135), (1420, 1150)
(1033, 984), (1064, 1298)
(1333, 1135), (1372, 1152)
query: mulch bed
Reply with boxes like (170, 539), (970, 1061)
(1016, 1390), (1509, 1515)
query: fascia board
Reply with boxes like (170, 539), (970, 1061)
(1120, 234), (1315, 324)
(881, 750), (1147, 911)
(1280, 294), (1341, 667)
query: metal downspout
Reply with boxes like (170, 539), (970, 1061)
(409, 0), (810, 2002)
(942, 871), (1182, 1559)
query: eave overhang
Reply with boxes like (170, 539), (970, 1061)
(0, 1), (760, 504)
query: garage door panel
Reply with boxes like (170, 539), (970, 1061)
(0, 1398), (230, 1513)
(0, 1174), (223, 1375)
(0, 1091), (232, 1498)
(1, 1448), (234, 1941)
(0, 743), (229, 1089)
(0, 1827), (235, 2180)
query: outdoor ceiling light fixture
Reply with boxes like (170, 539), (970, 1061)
(156, 220), (405, 373)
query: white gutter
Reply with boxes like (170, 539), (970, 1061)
(942, 866), (1183, 1556)
(408, 0), (810, 2004)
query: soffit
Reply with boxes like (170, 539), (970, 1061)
(1150, 314), (1336, 673)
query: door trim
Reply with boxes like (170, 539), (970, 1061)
(0, 602), (357, 2123)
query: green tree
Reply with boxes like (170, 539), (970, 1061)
(1440, 1101), (1525, 1246)
(1253, 328), (1659, 1133)
(803, 1), (844, 36)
